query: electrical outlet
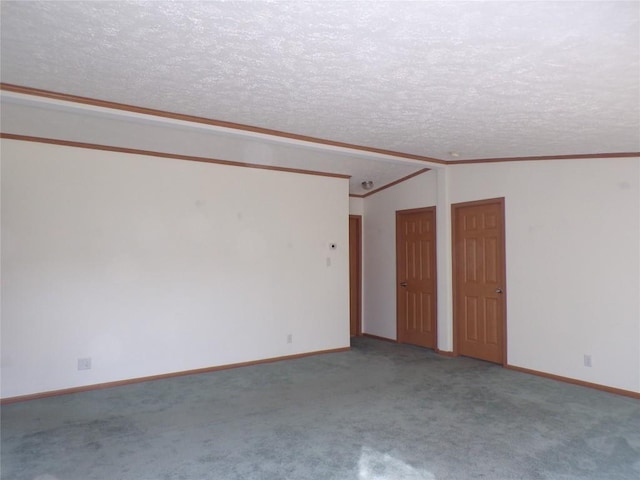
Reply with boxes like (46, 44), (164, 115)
(287, 334), (293, 344)
(78, 357), (92, 370)
(583, 354), (592, 367)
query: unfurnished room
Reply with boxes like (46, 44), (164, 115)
(0, 1), (639, 479)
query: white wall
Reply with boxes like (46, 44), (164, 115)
(1, 139), (350, 398)
(349, 196), (364, 216)
(448, 158), (640, 392)
(362, 171), (438, 339)
(361, 158), (639, 393)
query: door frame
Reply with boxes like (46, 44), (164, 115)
(349, 215), (362, 336)
(396, 206), (437, 348)
(451, 197), (507, 366)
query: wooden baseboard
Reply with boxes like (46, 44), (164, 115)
(361, 333), (397, 343)
(361, 337), (638, 398)
(435, 349), (455, 357)
(9, 347), (635, 403)
(0, 346), (350, 405)
(363, 336), (455, 359)
(505, 364), (640, 400)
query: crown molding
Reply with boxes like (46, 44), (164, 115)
(0, 83), (445, 165)
(449, 152), (640, 164)
(2, 83), (637, 202)
(0, 133), (351, 180)
(3, 84), (637, 166)
(360, 169), (431, 197)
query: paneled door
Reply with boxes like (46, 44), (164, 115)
(452, 198), (506, 364)
(396, 207), (437, 349)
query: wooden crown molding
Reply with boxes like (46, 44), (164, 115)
(2, 84), (637, 202)
(0, 134), (429, 199)
(349, 169), (431, 198)
(3, 83), (638, 165)
(450, 152), (640, 164)
(3, 83), (637, 164)
(0, 133), (350, 180)
(349, 168), (431, 198)
(361, 169), (431, 197)
(0, 83), (445, 164)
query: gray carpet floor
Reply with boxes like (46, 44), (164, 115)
(1, 337), (639, 480)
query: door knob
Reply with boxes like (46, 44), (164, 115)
(400, 282), (408, 287)
(495, 288), (503, 294)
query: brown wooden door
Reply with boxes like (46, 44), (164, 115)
(396, 208), (437, 348)
(452, 198), (506, 364)
(349, 215), (362, 336)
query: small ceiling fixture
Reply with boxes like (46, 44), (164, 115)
(361, 181), (374, 190)
(449, 151), (460, 158)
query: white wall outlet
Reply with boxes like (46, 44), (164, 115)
(287, 334), (293, 344)
(583, 354), (592, 367)
(78, 357), (92, 370)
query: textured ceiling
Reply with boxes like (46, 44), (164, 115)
(1, 1), (639, 169)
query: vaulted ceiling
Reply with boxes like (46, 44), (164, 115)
(1, 1), (638, 194)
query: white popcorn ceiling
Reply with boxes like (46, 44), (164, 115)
(1, 1), (639, 190)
